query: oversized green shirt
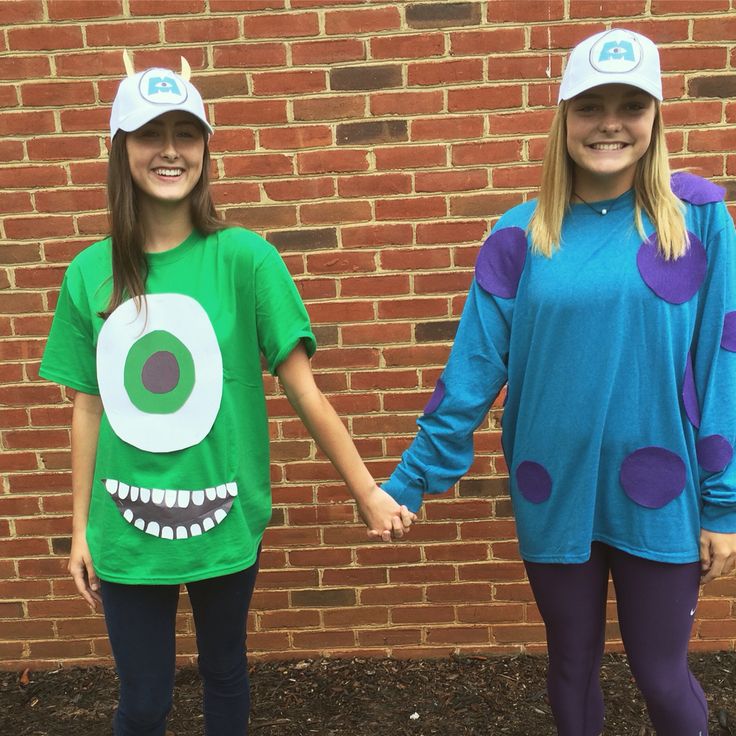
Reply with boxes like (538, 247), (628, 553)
(40, 227), (316, 584)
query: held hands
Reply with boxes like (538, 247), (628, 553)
(69, 534), (102, 611)
(357, 485), (417, 542)
(699, 529), (736, 583)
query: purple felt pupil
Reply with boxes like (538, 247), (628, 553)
(141, 351), (180, 394)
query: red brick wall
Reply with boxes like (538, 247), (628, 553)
(2, 0), (736, 669)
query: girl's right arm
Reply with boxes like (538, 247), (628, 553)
(382, 279), (512, 513)
(70, 391), (104, 609)
(382, 222), (525, 513)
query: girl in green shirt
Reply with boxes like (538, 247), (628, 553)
(41, 57), (414, 736)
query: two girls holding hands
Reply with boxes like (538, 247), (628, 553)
(41, 27), (736, 736)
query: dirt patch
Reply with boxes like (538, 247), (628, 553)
(2, 653), (735, 735)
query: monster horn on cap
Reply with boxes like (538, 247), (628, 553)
(122, 49), (135, 78)
(180, 56), (191, 82)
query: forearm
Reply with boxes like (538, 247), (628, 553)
(70, 392), (103, 537)
(276, 344), (415, 539)
(287, 385), (376, 502)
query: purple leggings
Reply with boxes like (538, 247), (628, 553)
(524, 542), (707, 736)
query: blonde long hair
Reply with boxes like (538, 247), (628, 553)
(528, 101), (688, 260)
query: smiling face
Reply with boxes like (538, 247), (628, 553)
(565, 83), (657, 200)
(125, 110), (205, 207)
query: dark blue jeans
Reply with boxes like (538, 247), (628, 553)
(100, 558), (259, 736)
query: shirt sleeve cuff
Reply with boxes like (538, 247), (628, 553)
(269, 333), (317, 375)
(701, 503), (736, 533)
(382, 464), (426, 513)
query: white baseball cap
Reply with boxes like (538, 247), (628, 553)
(558, 29), (663, 103)
(110, 56), (212, 139)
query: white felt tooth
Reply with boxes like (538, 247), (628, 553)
(164, 490), (177, 508)
(192, 490), (205, 506)
(202, 517), (215, 532)
(190, 523), (202, 536)
(205, 487), (217, 501)
(140, 487), (151, 504)
(152, 488), (165, 505)
(123, 509), (134, 522)
(214, 509), (227, 524)
(161, 526), (174, 540)
(145, 521), (160, 537)
(175, 526), (188, 539)
(226, 482), (238, 497)
(129, 486), (139, 502)
(105, 479), (118, 496)
(134, 518), (145, 531)
(216, 484), (227, 499)
(118, 482), (130, 500)
(177, 490), (190, 508)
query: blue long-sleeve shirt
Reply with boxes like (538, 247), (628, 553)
(384, 174), (736, 563)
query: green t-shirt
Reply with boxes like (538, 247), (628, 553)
(40, 227), (316, 584)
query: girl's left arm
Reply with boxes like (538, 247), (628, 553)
(276, 342), (416, 542)
(695, 200), (736, 582)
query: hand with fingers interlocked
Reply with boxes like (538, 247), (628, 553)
(357, 484), (417, 542)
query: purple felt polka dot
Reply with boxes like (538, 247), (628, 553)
(721, 312), (736, 352)
(516, 461), (552, 504)
(697, 434), (734, 473)
(475, 227), (527, 299)
(424, 378), (446, 415)
(670, 171), (725, 205)
(620, 446), (686, 509)
(682, 352), (700, 429)
(636, 232), (706, 304)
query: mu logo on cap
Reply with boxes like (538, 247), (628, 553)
(138, 69), (188, 105)
(598, 41), (636, 62)
(589, 31), (642, 74)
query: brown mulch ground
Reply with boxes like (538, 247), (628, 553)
(1, 652), (735, 735)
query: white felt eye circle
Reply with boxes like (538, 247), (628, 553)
(97, 293), (223, 453)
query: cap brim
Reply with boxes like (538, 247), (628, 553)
(559, 76), (663, 102)
(113, 107), (213, 137)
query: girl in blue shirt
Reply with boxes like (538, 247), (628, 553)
(384, 29), (736, 736)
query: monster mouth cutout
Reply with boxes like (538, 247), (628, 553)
(104, 478), (238, 540)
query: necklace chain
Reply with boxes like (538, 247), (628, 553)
(573, 191), (610, 216)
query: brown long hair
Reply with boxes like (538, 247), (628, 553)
(528, 101), (688, 260)
(100, 129), (226, 318)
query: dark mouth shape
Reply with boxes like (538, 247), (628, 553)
(103, 478), (238, 540)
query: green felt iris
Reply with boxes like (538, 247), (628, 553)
(123, 330), (195, 414)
